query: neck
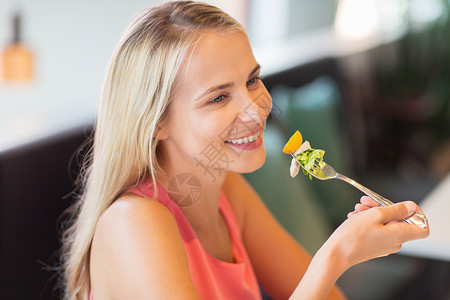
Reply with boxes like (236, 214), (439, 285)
(156, 165), (227, 232)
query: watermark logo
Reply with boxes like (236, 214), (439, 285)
(194, 142), (234, 183)
(167, 173), (202, 207)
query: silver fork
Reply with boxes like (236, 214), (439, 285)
(290, 152), (428, 228)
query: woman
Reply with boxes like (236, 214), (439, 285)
(61, 1), (429, 299)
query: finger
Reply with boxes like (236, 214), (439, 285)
(354, 203), (372, 212)
(379, 201), (419, 224)
(386, 215), (430, 242)
(400, 200), (426, 218)
(360, 196), (381, 207)
(348, 203), (373, 218)
(396, 219), (430, 240)
(406, 200), (426, 216)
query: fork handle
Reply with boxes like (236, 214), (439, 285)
(336, 174), (428, 228)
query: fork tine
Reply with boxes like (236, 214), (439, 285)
(311, 165), (321, 173)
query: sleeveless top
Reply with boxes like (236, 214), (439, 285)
(129, 178), (262, 300)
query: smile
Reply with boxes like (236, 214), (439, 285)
(226, 131), (260, 145)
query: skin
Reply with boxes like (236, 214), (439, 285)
(90, 31), (429, 299)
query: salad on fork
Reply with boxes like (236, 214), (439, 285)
(282, 130), (428, 228)
(282, 130), (325, 180)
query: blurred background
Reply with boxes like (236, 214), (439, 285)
(0, 0), (449, 299)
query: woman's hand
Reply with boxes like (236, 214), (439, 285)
(327, 199), (429, 271)
(290, 198), (429, 300)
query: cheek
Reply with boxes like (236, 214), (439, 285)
(200, 107), (239, 135)
(254, 89), (272, 118)
(184, 111), (233, 154)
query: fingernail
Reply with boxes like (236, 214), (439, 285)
(404, 202), (417, 214)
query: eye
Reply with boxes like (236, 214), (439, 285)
(208, 94), (226, 104)
(246, 76), (261, 89)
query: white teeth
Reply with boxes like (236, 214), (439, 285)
(227, 131), (260, 145)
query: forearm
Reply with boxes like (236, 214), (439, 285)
(289, 200), (430, 300)
(289, 243), (346, 300)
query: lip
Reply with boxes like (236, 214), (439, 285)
(225, 131), (263, 151)
(227, 129), (260, 141)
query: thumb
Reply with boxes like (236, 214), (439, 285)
(380, 201), (417, 223)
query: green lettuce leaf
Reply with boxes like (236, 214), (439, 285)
(296, 149), (325, 180)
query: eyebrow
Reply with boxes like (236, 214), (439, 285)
(195, 64), (261, 101)
(248, 64), (261, 79)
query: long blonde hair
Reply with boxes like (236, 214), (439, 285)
(61, 2), (244, 299)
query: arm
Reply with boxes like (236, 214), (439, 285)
(90, 194), (201, 300)
(291, 199), (429, 299)
(223, 172), (429, 300)
(222, 172), (345, 300)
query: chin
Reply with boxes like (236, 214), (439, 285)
(234, 148), (266, 174)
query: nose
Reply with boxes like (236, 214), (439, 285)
(237, 90), (272, 123)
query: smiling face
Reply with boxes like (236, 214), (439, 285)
(158, 30), (272, 183)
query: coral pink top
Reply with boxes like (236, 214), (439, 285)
(129, 178), (262, 300)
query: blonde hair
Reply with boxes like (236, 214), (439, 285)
(60, 2), (244, 299)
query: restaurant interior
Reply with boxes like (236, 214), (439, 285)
(0, 0), (449, 299)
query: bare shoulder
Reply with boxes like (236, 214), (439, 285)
(96, 193), (175, 232)
(92, 194), (179, 259)
(90, 194), (199, 299)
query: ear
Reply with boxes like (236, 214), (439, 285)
(154, 125), (169, 141)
